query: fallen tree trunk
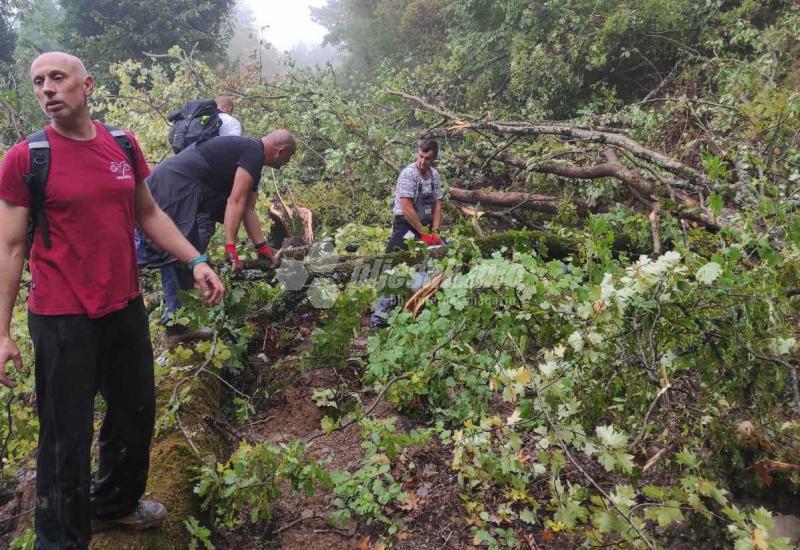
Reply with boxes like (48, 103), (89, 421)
(449, 187), (590, 216)
(384, 89), (728, 232)
(246, 228), (651, 322)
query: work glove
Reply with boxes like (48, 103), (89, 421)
(420, 231), (442, 247)
(254, 241), (281, 268)
(223, 243), (243, 270)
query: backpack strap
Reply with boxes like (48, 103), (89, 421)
(104, 124), (138, 180)
(24, 129), (52, 251)
(23, 125), (140, 256)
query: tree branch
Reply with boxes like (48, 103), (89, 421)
(385, 88), (710, 187)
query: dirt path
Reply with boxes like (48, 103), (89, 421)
(214, 314), (475, 549)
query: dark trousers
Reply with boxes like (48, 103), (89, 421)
(369, 217), (427, 327)
(385, 216), (418, 253)
(160, 262), (196, 332)
(29, 297), (155, 550)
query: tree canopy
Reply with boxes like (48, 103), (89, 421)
(59, 0), (236, 70)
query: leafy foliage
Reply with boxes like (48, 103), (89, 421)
(1, 1), (800, 548)
(59, 0), (235, 70)
(196, 440), (330, 529)
(330, 417), (432, 532)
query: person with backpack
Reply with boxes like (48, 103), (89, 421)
(0, 52), (225, 548)
(369, 138), (445, 327)
(166, 95), (243, 154)
(136, 131), (296, 344)
(167, 98), (222, 153)
(215, 95), (242, 137)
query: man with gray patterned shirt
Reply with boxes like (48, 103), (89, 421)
(369, 139), (444, 327)
(385, 138), (444, 252)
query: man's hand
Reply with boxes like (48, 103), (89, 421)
(0, 336), (24, 388)
(254, 241), (281, 268)
(192, 263), (225, 305)
(420, 232), (442, 247)
(223, 243), (243, 270)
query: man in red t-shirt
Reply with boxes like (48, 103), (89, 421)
(0, 52), (225, 548)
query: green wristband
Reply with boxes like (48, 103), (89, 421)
(188, 254), (208, 269)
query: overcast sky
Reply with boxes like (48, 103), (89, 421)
(243, 0), (329, 51)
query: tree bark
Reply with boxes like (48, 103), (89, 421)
(449, 187), (590, 215)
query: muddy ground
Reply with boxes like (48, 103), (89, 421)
(213, 308), (476, 549)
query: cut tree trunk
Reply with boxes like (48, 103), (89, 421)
(268, 183), (314, 258)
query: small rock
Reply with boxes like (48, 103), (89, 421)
(417, 482), (432, 497)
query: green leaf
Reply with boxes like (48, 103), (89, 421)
(329, 470), (350, 485)
(695, 262), (722, 285)
(596, 425), (628, 448)
(789, 219), (800, 245)
(519, 508), (538, 525)
(675, 449), (700, 470)
(593, 510), (616, 532)
(709, 192), (723, 217)
(644, 503), (685, 527)
(611, 484), (636, 509)
(758, 242), (781, 266)
(750, 507), (774, 532)
(642, 485), (667, 501)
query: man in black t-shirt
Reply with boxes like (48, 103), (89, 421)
(137, 130), (296, 341)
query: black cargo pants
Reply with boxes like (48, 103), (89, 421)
(28, 297), (155, 550)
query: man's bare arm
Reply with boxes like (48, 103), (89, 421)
(242, 192), (267, 245)
(223, 167), (255, 245)
(0, 200), (29, 387)
(432, 199), (442, 232)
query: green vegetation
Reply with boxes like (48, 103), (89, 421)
(2, 0), (800, 548)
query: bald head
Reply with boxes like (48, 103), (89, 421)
(266, 129), (296, 151)
(30, 51), (94, 126)
(215, 95), (234, 114)
(262, 129), (297, 168)
(31, 52), (87, 79)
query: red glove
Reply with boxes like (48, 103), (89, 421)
(254, 241), (274, 258)
(223, 243), (242, 269)
(420, 232), (442, 246)
(254, 241), (280, 267)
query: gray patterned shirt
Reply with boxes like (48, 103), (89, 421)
(392, 162), (443, 216)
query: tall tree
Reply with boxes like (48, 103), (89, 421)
(311, 0), (452, 76)
(59, 0), (236, 71)
(0, 0), (16, 63)
(13, 0), (64, 57)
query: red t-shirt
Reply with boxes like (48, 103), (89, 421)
(0, 121), (151, 318)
